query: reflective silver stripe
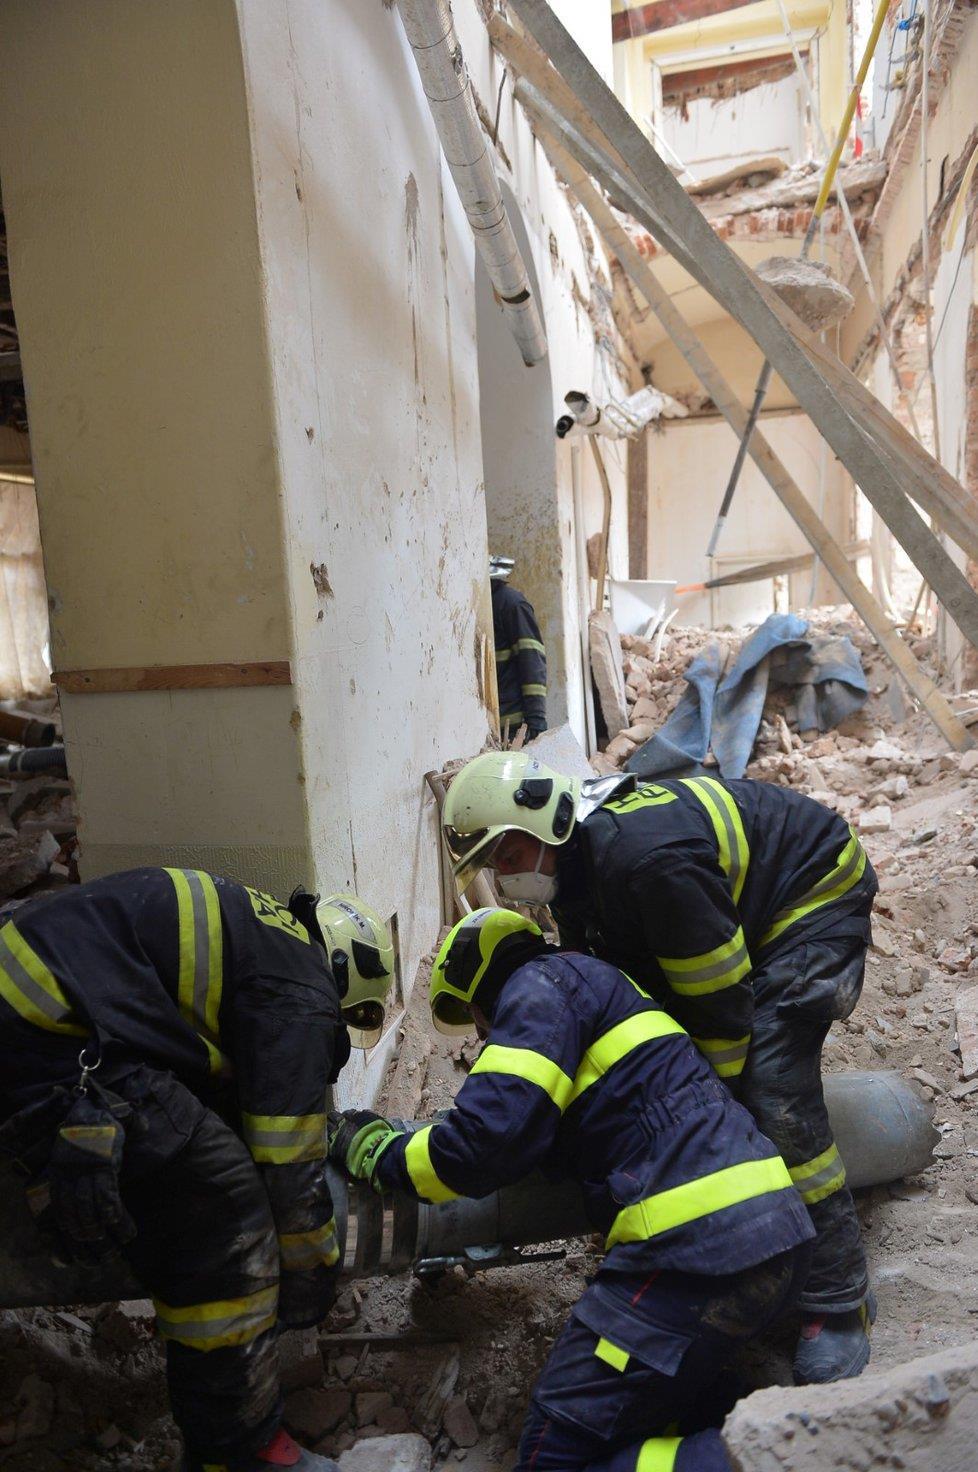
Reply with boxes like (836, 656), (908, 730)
(0, 930), (76, 1029)
(279, 1221), (340, 1271)
(794, 1159), (845, 1196)
(797, 841), (864, 905)
(154, 1288), (278, 1348)
(659, 941), (750, 986)
(185, 871), (212, 1035)
(682, 777), (748, 901)
(694, 1039), (749, 1067)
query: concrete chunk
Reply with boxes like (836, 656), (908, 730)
(338, 1433), (432, 1472)
(723, 1339), (978, 1471)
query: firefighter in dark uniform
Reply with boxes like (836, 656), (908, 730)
(0, 868), (394, 1472)
(490, 554), (548, 741)
(441, 753), (879, 1385)
(328, 908), (815, 1472)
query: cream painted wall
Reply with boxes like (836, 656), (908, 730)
(648, 413), (852, 624)
(0, 0), (625, 1103)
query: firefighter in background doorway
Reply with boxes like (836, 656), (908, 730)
(440, 751), (879, 1386)
(490, 554), (548, 741)
(0, 869), (394, 1472)
(329, 907), (815, 1472)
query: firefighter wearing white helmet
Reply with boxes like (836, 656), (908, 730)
(442, 749), (880, 1385)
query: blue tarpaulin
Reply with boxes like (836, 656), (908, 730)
(626, 613), (869, 781)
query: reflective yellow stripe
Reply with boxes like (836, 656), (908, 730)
(242, 1112), (327, 1165)
(681, 777), (750, 904)
(404, 1125), (461, 1203)
(165, 868), (226, 1075)
(470, 1013), (686, 1115)
(658, 927), (751, 996)
(469, 1044), (574, 1111)
(570, 1010), (685, 1104)
(59, 1125), (117, 1160)
(0, 923), (87, 1036)
(500, 711), (524, 727)
(636, 1437), (683, 1472)
(154, 1285), (278, 1351)
(515, 638), (546, 655)
(495, 648), (513, 664)
(606, 1155), (793, 1248)
(691, 1034), (751, 1079)
(761, 830), (868, 947)
(521, 683), (547, 697)
(595, 1337), (629, 1372)
(279, 1217), (340, 1271)
(790, 1143), (847, 1204)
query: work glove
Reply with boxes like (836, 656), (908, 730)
(47, 1089), (136, 1264)
(327, 1109), (402, 1189)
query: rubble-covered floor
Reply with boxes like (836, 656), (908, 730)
(1, 608), (977, 1469)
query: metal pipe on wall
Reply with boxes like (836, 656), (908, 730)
(396, 0), (548, 366)
(0, 1071), (937, 1310)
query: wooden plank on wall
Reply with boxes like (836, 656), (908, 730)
(51, 662), (292, 694)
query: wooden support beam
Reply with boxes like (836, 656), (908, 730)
(519, 75), (978, 572)
(534, 128), (973, 753)
(661, 54), (795, 103)
(612, 0), (758, 44)
(51, 662), (292, 694)
(503, 6), (978, 651)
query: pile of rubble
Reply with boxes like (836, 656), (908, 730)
(0, 698), (76, 915)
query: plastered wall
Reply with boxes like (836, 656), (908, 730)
(648, 412), (853, 625)
(0, 0), (626, 1100)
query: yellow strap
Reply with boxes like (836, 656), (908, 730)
(165, 868), (227, 1074)
(279, 1217), (340, 1271)
(681, 777), (750, 904)
(760, 830), (867, 948)
(154, 1285), (278, 1351)
(595, 1337), (630, 1372)
(658, 927), (751, 996)
(606, 1155), (793, 1248)
(242, 1111), (327, 1165)
(636, 1437), (683, 1472)
(0, 923), (87, 1037)
(789, 1142), (847, 1204)
(404, 1125), (461, 1203)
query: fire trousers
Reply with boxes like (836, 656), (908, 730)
(515, 1244), (811, 1472)
(2, 1062), (285, 1466)
(740, 917), (872, 1314)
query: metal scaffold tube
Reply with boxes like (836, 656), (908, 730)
(0, 1072), (937, 1310)
(396, 0), (548, 366)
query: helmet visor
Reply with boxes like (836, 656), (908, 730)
(430, 992), (476, 1036)
(342, 1000), (385, 1050)
(444, 829), (503, 896)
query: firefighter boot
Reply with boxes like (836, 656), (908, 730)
(183, 1427), (340, 1472)
(793, 1291), (877, 1384)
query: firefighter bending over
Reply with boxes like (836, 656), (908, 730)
(329, 907), (815, 1472)
(441, 752), (879, 1384)
(0, 868), (393, 1472)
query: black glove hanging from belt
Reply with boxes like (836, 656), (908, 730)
(47, 1068), (137, 1265)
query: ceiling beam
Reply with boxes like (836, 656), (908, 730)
(613, 0), (760, 44)
(662, 52), (796, 102)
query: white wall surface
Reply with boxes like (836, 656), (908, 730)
(237, 0), (626, 1095)
(648, 413), (852, 626)
(932, 238), (973, 686)
(661, 71), (808, 175)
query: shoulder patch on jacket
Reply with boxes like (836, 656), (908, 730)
(604, 782), (678, 815)
(245, 888), (310, 945)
